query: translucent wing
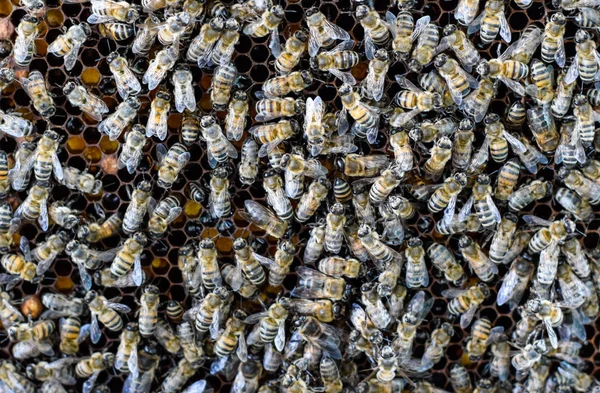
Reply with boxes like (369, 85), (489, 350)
(106, 301), (131, 313)
(364, 32), (375, 60)
(565, 60), (579, 85)
(499, 12), (511, 42)
(441, 288), (469, 299)
(83, 372), (99, 393)
(411, 16), (431, 42)
(458, 196), (474, 222)
(442, 194), (458, 225)
(90, 313), (101, 344)
(308, 27), (321, 57)
(555, 37), (566, 68)
(460, 305), (477, 328)
(467, 12), (485, 35)
(244, 311), (269, 324)
(133, 255), (143, 286)
(269, 28), (281, 59)
(183, 380), (208, 393)
(522, 215), (552, 226)
(501, 77), (526, 96)
(275, 320), (285, 351)
(329, 69), (356, 85)
(210, 307), (223, 340)
(384, 12), (397, 38)
(324, 20), (351, 42)
(544, 319), (558, 348)
(64, 43), (82, 71)
(486, 194), (501, 223)
(39, 198), (49, 232)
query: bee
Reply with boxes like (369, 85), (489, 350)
(179, 111), (201, 147)
(582, 159), (600, 183)
(85, 290), (131, 343)
(117, 125), (146, 174)
(261, 71), (314, 99)
(0, 203), (19, 253)
(296, 178), (331, 222)
(386, 131), (414, 172)
(358, 224), (403, 270)
(143, 45), (178, 91)
(291, 266), (346, 301)
(574, 6), (600, 29)
(47, 22), (91, 71)
(559, 167), (600, 205)
(405, 238), (429, 288)
(451, 120), (476, 171)
(207, 167), (231, 219)
(8, 320), (55, 343)
(462, 76), (495, 123)
(306, 7), (350, 57)
(458, 235), (498, 283)
(526, 106), (560, 154)
(131, 14), (160, 56)
(143, 90), (172, 141)
(196, 238), (223, 291)
(63, 81), (108, 122)
(231, 360), (262, 393)
(303, 96), (326, 156)
(393, 76), (443, 126)
(0, 68), (13, 94)
(148, 196), (181, 239)
(275, 29), (308, 74)
(98, 97), (141, 141)
(428, 172), (468, 224)
(78, 207), (122, 244)
(427, 243), (466, 286)
(355, 6), (389, 61)
(261, 171), (290, 222)
(0, 360), (36, 393)
(0, 110), (34, 139)
(468, 0), (511, 44)
(123, 180), (154, 234)
(409, 21), (440, 72)
(450, 364), (472, 393)
(465, 317), (504, 361)
(110, 232), (146, 287)
(171, 67), (196, 114)
(106, 52), (142, 99)
(88, 0), (139, 23)
(242, 5), (283, 52)
(211, 62), (237, 110)
(556, 362), (595, 393)
(14, 183), (50, 231)
(243, 200), (288, 238)
(420, 322), (454, 370)
(61, 166), (102, 195)
(460, 174), (501, 228)
(250, 119), (297, 158)
(507, 180), (552, 212)
(177, 322), (204, 366)
(280, 298), (334, 323)
(20, 70), (56, 118)
(394, 291), (433, 361)
(32, 231), (70, 275)
(513, 133), (549, 174)
(301, 223), (326, 266)
(231, 237), (267, 287)
(561, 237), (590, 278)
(386, 12), (430, 62)
(443, 283), (490, 328)
(187, 17), (224, 64)
(115, 323), (140, 372)
(138, 285), (161, 339)
(75, 352), (115, 393)
(572, 94), (600, 147)
(319, 357), (343, 393)
(123, 344), (160, 393)
(555, 187), (593, 221)
(493, 158), (520, 202)
(489, 213), (518, 264)
(142, 0), (176, 12)
(59, 317), (89, 356)
(565, 29), (600, 85)
(281, 153), (327, 198)
(558, 263), (590, 311)
(41, 293), (85, 319)
(207, 18), (241, 68)
(321, 203), (346, 255)
(255, 96), (304, 124)
(98, 22), (135, 41)
(512, 339), (549, 371)
(13, 15), (38, 66)
(541, 13), (567, 68)
(338, 83), (381, 143)
(157, 11), (191, 46)
(157, 143), (191, 188)
(456, 0), (480, 26)
(291, 316), (343, 359)
(193, 287), (229, 337)
(423, 136), (453, 181)
(225, 91), (248, 141)
(18, 130), (63, 188)
(434, 54), (477, 106)
(437, 24), (481, 72)
(505, 99), (526, 129)
(93, 267), (148, 288)
(317, 256), (361, 279)
(238, 138), (258, 185)
(214, 310), (248, 361)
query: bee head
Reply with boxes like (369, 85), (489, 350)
(505, 212), (519, 223)
(0, 68), (14, 83)
(210, 16), (225, 31)
(233, 90), (247, 101)
(200, 115), (216, 128)
(355, 5), (369, 19)
(339, 83), (353, 96)
(295, 29), (309, 42)
(144, 285), (159, 295)
(317, 177), (331, 189)
(126, 7), (139, 23)
(126, 96), (141, 109)
(477, 174), (491, 185)
(357, 224), (371, 238)
(432, 93), (443, 109)
(408, 127), (423, 143)
(30, 0), (44, 9)
(433, 54), (448, 69)
(176, 11), (191, 25)
(84, 290), (98, 304)
(63, 81), (77, 96)
(331, 202), (344, 215)
(78, 22), (92, 36)
(533, 339), (548, 354)
(233, 237), (247, 250)
(477, 283), (490, 297)
(279, 238), (295, 254)
(551, 12), (566, 25)
(443, 24), (457, 36)
(476, 59), (490, 77)
(407, 237), (422, 248)
(374, 49), (389, 62)
(200, 238), (215, 249)
(23, 14), (38, 23)
(575, 29), (589, 43)
(458, 118), (474, 131)
(133, 232), (148, 245)
(294, 98), (306, 115)
(562, 218), (576, 234)
(408, 58), (422, 72)
(484, 113), (500, 125)
(573, 94), (587, 106)
(271, 5), (284, 18)
(306, 7), (319, 17)
(458, 235), (472, 248)
(157, 90), (171, 101)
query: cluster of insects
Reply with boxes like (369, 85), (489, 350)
(3, 0), (600, 390)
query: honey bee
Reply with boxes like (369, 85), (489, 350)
(0, 360), (36, 393)
(200, 116), (238, 168)
(455, 0), (480, 26)
(427, 243), (466, 286)
(98, 97), (141, 141)
(507, 180), (552, 212)
(428, 172), (467, 224)
(110, 232), (146, 287)
(20, 70), (56, 118)
(85, 290), (131, 343)
(78, 206), (122, 243)
(106, 52), (142, 99)
(281, 153), (327, 199)
(118, 125), (146, 174)
(404, 238), (429, 288)
(423, 136), (453, 181)
(434, 54), (477, 106)
(32, 231), (70, 275)
(123, 344), (160, 393)
(388, 130), (414, 171)
(292, 316), (343, 360)
(88, 0), (139, 23)
(157, 143), (191, 188)
(452, 120), (476, 171)
(59, 317), (89, 356)
(207, 167), (231, 219)
(489, 213), (518, 264)
(296, 178), (330, 222)
(552, 72), (576, 120)
(211, 62), (237, 110)
(0, 203), (19, 253)
(450, 364), (472, 393)
(0, 110), (34, 139)
(318, 204), (345, 255)
(115, 323), (140, 372)
(279, 298), (334, 323)
(26, 353), (78, 388)
(14, 15), (38, 66)
(261, 71), (314, 98)
(171, 67), (196, 114)
(231, 360), (262, 393)
(138, 285), (160, 338)
(561, 238), (590, 279)
(525, 106), (560, 154)
(409, 21), (440, 72)
(123, 180), (154, 234)
(464, 317), (505, 361)
(225, 91), (248, 141)
(75, 352), (115, 393)
(250, 119), (297, 159)
(559, 167), (600, 206)
(48, 22), (91, 71)
(193, 287), (229, 338)
(555, 187), (593, 221)
(243, 5), (283, 55)
(442, 283), (490, 328)
(261, 170), (291, 221)
(512, 133), (549, 174)
(558, 263), (590, 311)
(177, 321), (204, 366)
(394, 291), (433, 362)
(131, 14), (160, 56)
(306, 7), (351, 57)
(393, 76), (443, 126)
(243, 200), (288, 238)
(143, 45), (178, 91)
(275, 29), (308, 74)
(94, 267), (148, 288)
(572, 94), (600, 148)
(355, 5), (390, 60)
(468, 0), (511, 44)
(187, 17), (224, 64)
(157, 11), (191, 46)
(437, 24), (481, 72)
(476, 58), (529, 99)
(386, 12), (430, 61)
(338, 83), (381, 143)
(180, 111), (201, 146)
(231, 237), (267, 288)
(566, 31), (600, 88)
(358, 224), (403, 270)
(458, 235), (498, 282)
(148, 196), (181, 239)
(505, 99), (526, 129)
(98, 22), (135, 41)
(302, 96), (326, 156)
(459, 174), (501, 228)
(202, 17), (239, 68)
(214, 310), (248, 362)
(493, 159), (519, 202)
(143, 90), (171, 141)
(462, 76), (495, 123)
(291, 266), (346, 301)
(61, 166), (102, 195)
(63, 81), (108, 122)
(420, 322), (454, 370)
(497, 255), (534, 310)
(41, 293), (86, 319)
(15, 183), (50, 231)
(16, 130), (63, 188)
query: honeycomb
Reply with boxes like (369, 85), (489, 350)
(1, 0), (600, 390)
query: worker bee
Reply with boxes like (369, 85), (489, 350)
(14, 15), (38, 66)
(338, 83), (381, 143)
(489, 214), (518, 264)
(106, 52), (142, 99)
(458, 235), (498, 282)
(497, 254), (534, 310)
(386, 12), (430, 62)
(231, 237), (267, 288)
(15, 183), (50, 231)
(423, 136), (453, 181)
(540, 13), (567, 68)
(443, 283), (490, 328)
(32, 231), (70, 275)
(553, 71), (576, 119)
(148, 196), (182, 239)
(138, 285), (160, 338)
(123, 180), (154, 234)
(408, 20), (440, 72)
(464, 317), (505, 361)
(295, 178), (330, 222)
(187, 16), (224, 63)
(462, 76), (495, 123)
(404, 238), (429, 288)
(291, 316), (343, 360)
(352, 184), (376, 226)
(145, 90), (171, 141)
(114, 323), (140, 372)
(211, 62), (237, 110)
(88, 0), (139, 23)
(41, 293), (86, 319)
(195, 238), (222, 291)
(202, 17), (239, 67)
(85, 290), (131, 343)
(256, 96), (304, 123)
(494, 159), (520, 202)
(428, 243), (466, 286)
(0, 203), (19, 253)
(302, 96), (326, 156)
(555, 187), (593, 221)
(131, 14), (160, 55)
(291, 266), (346, 301)
(526, 106), (560, 154)
(243, 200), (288, 238)
(225, 91), (248, 141)
(507, 180), (552, 212)
(93, 267), (148, 288)
(0, 360), (36, 393)
(459, 174), (501, 228)
(60, 166), (102, 195)
(20, 70), (56, 118)
(388, 130), (414, 171)
(476, 58), (529, 99)
(261, 71), (314, 98)
(63, 81), (108, 122)
(468, 0), (511, 44)
(434, 54), (477, 106)
(78, 205), (122, 243)
(75, 352), (115, 393)
(118, 125), (146, 174)
(9, 142), (34, 192)
(58, 317), (89, 356)
(393, 76), (443, 126)
(193, 287), (229, 337)
(156, 11), (191, 46)
(505, 99), (526, 129)
(565, 30), (600, 85)
(123, 343), (160, 393)
(49, 201), (80, 231)
(238, 138), (258, 186)
(98, 97), (141, 141)
(242, 5), (283, 55)
(0, 110), (34, 139)
(230, 360), (262, 393)
(250, 119), (297, 157)
(110, 232), (146, 286)
(179, 111), (201, 147)
(358, 224), (403, 270)
(280, 153), (327, 199)
(17, 129), (63, 188)
(306, 7), (351, 57)
(559, 167), (600, 205)
(143, 45), (178, 91)
(428, 172), (468, 225)
(558, 263), (590, 313)
(356, 5), (389, 60)
(275, 29), (308, 74)
(437, 24), (481, 72)
(48, 22), (91, 71)
(572, 94), (600, 148)
(157, 143), (190, 188)
(171, 67), (196, 114)
(512, 133), (549, 174)
(451, 120), (475, 171)
(450, 364), (473, 393)
(198, 117), (237, 171)
(98, 22), (135, 41)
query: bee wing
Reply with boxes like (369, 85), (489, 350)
(106, 301), (131, 314)
(275, 319), (286, 351)
(63, 42), (82, 71)
(253, 252), (275, 268)
(555, 37), (566, 68)
(329, 69), (356, 85)
(411, 16), (431, 42)
(497, 264), (518, 306)
(436, 35), (455, 54)
(38, 198), (49, 232)
(303, 159), (328, 178)
(132, 254), (144, 286)
(210, 307), (223, 340)
(441, 288), (469, 299)
(52, 154), (64, 181)
(565, 59), (579, 85)
(83, 372), (100, 393)
(384, 11), (397, 38)
(269, 28), (281, 59)
(544, 319), (558, 348)
(156, 143), (168, 164)
(485, 194), (501, 224)
(498, 13), (511, 43)
(442, 194), (458, 226)
(244, 311), (269, 324)
(309, 334), (342, 360)
(395, 75), (423, 93)
(36, 252), (58, 276)
(90, 313), (101, 344)
(324, 20), (351, 43)
(522, 215), (552, 227)
(485, 326), (505, 345)
(467, 11), (484, 35)
(457, 195), (474, 223)
(228, 262), (243, 291)
(6, 369), (30, 393)
(0, 298), (24, 327)
(500, 76), (526, 96)
(308, 27), (321, 57)
(368, 68), (386, 102)
(364, 32), (375, 61)
(392, 108), (423, 128)
(338, 108), (349, 136)
(460, 305), (477, 329)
